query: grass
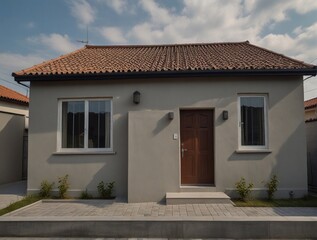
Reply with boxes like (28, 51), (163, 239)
(233, 196), (317, 207)
(0, 195), (42, 216)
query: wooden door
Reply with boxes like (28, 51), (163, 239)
(180, 110), (214, 185)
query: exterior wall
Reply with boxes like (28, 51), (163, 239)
(0, 101), (28, 116)
(306, 120), (317, 190)
(0, 109), (26, 184)
(28, 76), (307, 201)
(305, 108), (317, 121)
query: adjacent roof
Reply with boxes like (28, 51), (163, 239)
(305, 97), (317, 110)
(0, 85), (29, 105)
(13, 41), (317, 81)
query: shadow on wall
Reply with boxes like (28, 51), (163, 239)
(273, 121), (307, 196)
(0, 113), (24, 184)
(152, 113), (173, 135)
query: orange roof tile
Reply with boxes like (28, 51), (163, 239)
(0, 85), (29, 104)
(305, 97), (317, 109)
(13, 41), (316, 78)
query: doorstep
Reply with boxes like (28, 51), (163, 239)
(166, 192), (231, 205)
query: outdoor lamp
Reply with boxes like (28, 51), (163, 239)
(133, 91), (140, 104)
(168, 112), (174, 120)
(222, 110), (228, 120)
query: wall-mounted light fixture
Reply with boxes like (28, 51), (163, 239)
(133, 91), (140, 104)
(222, 110), (228, 120)
(168, 112), (174, 120)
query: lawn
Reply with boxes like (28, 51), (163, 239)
(0, 195), (42, 216)
(233, 196), (317, 207)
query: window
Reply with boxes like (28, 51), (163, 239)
(238, 95), (268, 149)
(58, 99), (112, 152)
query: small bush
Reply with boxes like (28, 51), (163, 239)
(266, 174), (278, 200)
(39, 180), (54, 198)
(235, 177), (254, 201)
(97, 181), (115, 199)
(80, 189), (93, 199)
(58, 174), (70, 199)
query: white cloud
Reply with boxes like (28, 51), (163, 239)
(121, 0), (317, 62)
(0, 53), (44, 73)
(0, 53), (44, 95)
(100, 0), (129, 14)
(99, 27), (127, 44)
(69, 0), (95, 26)
(27, 33), (80, 54)
(258, 23), (317, 63)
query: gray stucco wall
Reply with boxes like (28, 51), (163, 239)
(306, 120), (317, 189)
(28, 76), (307, 201)
(0, 112), (24, 184)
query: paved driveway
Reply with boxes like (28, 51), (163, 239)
(5, 199), (317, 217)
(0, 181), (26, 209)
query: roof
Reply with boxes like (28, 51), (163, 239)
(0, 85), (29, 105)
(13, 41), (317, 81)
(305, 97), (317, 110)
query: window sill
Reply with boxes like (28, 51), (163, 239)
(235, 149), (272, 154)
(53, 151), (116, 155)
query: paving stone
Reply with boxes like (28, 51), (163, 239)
(3, 199), (317, 219)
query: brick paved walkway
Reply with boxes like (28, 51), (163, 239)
(5, 199), (317, 217)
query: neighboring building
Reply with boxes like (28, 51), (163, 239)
(13, 41), (317, 202)
(0, 85), (29, 184)
(305, 97), (317, 191)
(305, 97), (317, 121)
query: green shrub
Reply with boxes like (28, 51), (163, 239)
(97, 181), (115, 199)
(80, 189), (93, 199)
(58, 174), (70, 199)
(266, 174), (278, 200)
(39, 180), (54, 198)
(235, 177), (254, 201)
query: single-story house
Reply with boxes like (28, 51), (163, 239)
(0, 85), (29, 184)
(13, 41), (317, 202)
(305, 97), (317, 191)
(305, 97), (317, 121)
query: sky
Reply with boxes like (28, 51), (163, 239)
(0, 0), (317, 100)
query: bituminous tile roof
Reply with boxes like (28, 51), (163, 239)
(305, 97), (317, 110)
(0, 85), (29, 104)
(13, 41), (316, 77)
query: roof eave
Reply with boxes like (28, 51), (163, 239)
(13, 68), (317, 83)
(0, 96), (29, 106)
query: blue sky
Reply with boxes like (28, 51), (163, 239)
(1, 0), (317, 100)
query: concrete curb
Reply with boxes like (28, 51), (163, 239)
(1, 216), (317, 238)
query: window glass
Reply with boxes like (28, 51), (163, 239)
(60, 99), (112, 150)
(88, 101), (111, 148)
(240, 97), (265, 146)
(62, 101), (85, 148)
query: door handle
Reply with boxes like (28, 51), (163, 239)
(181, 145), (188, 158)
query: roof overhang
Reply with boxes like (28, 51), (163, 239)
(13, 68), (317, 83)
(0, 96), (29, 106)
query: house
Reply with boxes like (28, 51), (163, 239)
(0, 85), (29, 185)
(12, 41), (317, 202)
(305, 97), (317, 192)
(305, 97), (317, 121)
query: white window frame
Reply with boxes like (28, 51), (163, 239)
(238, 95), (268, 150)
(57, 98), (113, 153)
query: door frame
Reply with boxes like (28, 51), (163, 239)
(178, 108), (215, 187)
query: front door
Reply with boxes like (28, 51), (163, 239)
(180, 110), (214, 185)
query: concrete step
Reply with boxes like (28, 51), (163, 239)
(166, 192), (231, 205)
(180, 186), (217, 192)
